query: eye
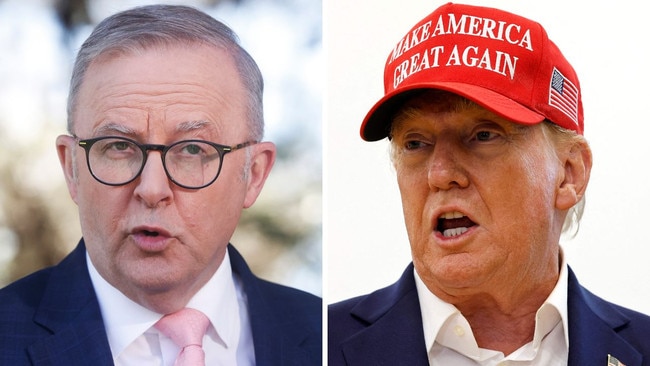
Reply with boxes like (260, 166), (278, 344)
(99, 139), (136, 154)
(182, 143), (203, 155)
(111, 141), (131, 151)
(171, 141), (217, 161)
(404, 140), (428, 150)
(476, 131), (489, 141)
(469, 129), (503, 143)
(399, 133), (432, 151)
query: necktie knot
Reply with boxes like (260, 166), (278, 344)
(155, 308), (210, 366)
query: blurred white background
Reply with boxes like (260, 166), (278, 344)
(325, 0), (650, 315)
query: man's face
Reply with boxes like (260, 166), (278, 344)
(390, 93), (578, 302)
(57, 44), (274, 312)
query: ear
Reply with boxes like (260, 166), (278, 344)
(56, 135), (79, 204)
(555, 139), (592, 210)
(243, 141), (276, 208)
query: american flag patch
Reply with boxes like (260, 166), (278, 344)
(548, 68), (579, 125)
(608, 354), (626, 366)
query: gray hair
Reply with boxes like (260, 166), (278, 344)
(67, 4), (264, 140)
(540, 121), (587, 239)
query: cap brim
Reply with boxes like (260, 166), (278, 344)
(360, 82), (546, 141)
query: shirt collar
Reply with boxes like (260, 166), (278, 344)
(87, 249), (241, 359)
(414, 247), (569, 357)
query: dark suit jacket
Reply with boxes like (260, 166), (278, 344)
(0, 240), (321, 365)
(328, 263), (650, 365)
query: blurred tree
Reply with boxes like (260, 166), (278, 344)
(54, 0), (90, 30)
(1, 166), (68, 281)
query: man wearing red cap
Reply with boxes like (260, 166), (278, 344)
(328, 3), (650, 365)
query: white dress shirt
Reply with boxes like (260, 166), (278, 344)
(415, 250), (570, 365)
(87, 251), (255, 366)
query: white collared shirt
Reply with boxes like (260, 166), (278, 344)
(87, 250), (255, 366)
(415, 250), (570, 366)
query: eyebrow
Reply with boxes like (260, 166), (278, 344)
(92, 120), (218, 137)
(176, 120), (216, 133)
(94, 122), (137, 136)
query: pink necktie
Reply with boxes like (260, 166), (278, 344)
(155, 308), (210, 366)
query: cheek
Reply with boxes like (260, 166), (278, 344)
(521, 153), (560, 203)
(397, 169), (422, 213)
(489, 154), (559, 232)
(176, 187), (244, 242)
(175, 195), (210, 231)
(396, 168), (431, 243)
(76, 182), (126, 232)
(496, 146), (558, 194)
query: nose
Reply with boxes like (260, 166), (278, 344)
(427, 140), (469, 191)
(133, 151), (173, 207)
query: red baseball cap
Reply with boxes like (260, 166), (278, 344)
(360, 2), (583, 141)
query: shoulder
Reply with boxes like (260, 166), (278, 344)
(0, 241), (90, 313)
(228, 244), (321, 325)
(328, 264), (419, 339)
(0, 241), (92, 337)
(329, 263), (418, 323)
(579, 285), (650, 336)
(329, 294), (367, 322)
(568, 267), (650, 327)
(612, 305), (650, 354)
(568, 269), (650, 354)
(328, 293), (371, 343)
(0, 266), (54, 316)
(228, 246), (322, 364)
(610, 300), (650, 331)
(254, 276), (322, 317)
(328, 266), (425, 365)
(0, 266), (57, 362)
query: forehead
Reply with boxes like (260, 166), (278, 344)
(390, 91), (511, 131)
(73, 44), (247, 137)
(396, 91), (486, 120)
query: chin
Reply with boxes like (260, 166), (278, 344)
(420, 255), (490, 287)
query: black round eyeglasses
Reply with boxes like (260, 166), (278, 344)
(76, 136), (257, 189)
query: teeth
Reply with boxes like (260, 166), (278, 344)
(443, 227), (468, 238)
(440, 211), (465, 219)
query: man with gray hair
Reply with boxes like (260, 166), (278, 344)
(328, 3), (650, 365)
(0, 5), (320, 365)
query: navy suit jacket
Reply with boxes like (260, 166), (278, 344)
(0, 240), (321, 365)
(329, 263), (650, 365)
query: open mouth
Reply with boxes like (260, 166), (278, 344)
(130, 226), (172, 252)
(436, 211), (476, 238)
(132, 226), (170, 239)
(141, 230), (160, 237)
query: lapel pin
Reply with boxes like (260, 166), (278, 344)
(608, 354), (626, 366)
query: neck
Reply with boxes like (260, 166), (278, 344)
(454, 273), (558, 355)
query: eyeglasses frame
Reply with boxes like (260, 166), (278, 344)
(75, 135), (258, 189)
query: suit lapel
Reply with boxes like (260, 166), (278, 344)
(27, 241), (113, 366)
(567, 267), (642, 366)
(228, 245), (315, 365)
(340, 264), (429, 366)
(335, 264), (645, 365)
